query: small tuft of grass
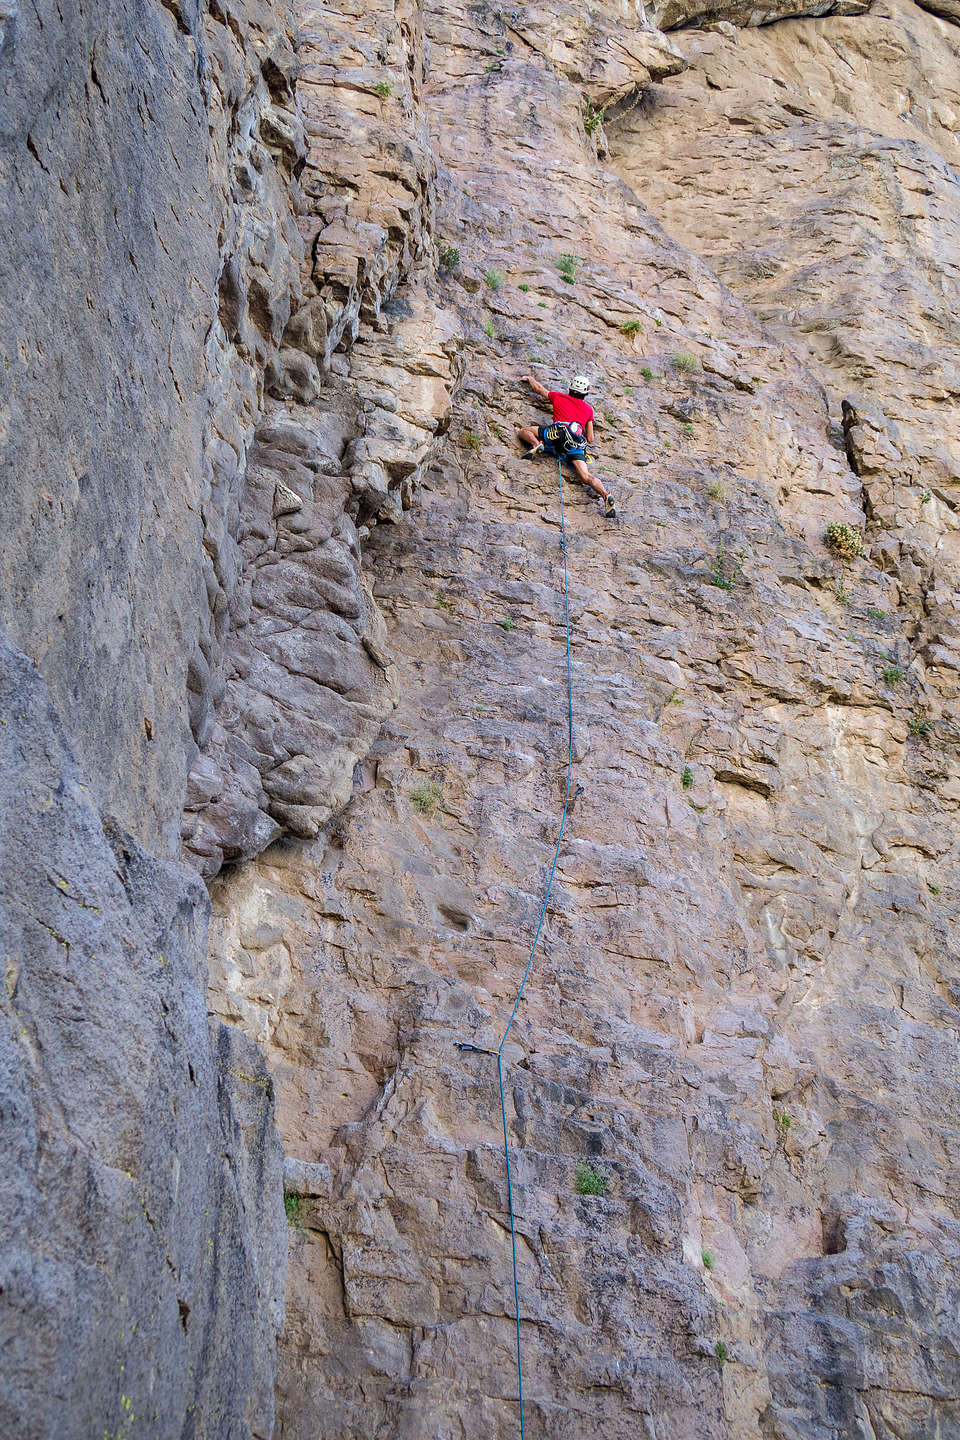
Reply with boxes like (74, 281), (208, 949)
(672, 352), (699, 373)
(702, 1249), (715, 1271)
(372, 79), (393, 98)
(825, 521), (862, 560)
(484, 268), (504, 290)
(640, 367), (653, 382)
(557, 253), (579, 284)
(681, 765), (694, 790)
(835, 577), (851, 605)
(668, 688), (684, 706)
(773, 1107), (792, 1133)
(909, 714), (930, 738)
(437, 244), (460, 270)
(436, 594), (453, 611)
(682, 422), (695, 435)
(883, 666), (905, 685)
(411, 780), (444, 815)
(518, 282), (530, 292)
(463, 430), (483, 450)
(655, 315), (663, 327)
(706, 479), (728, 502)
(624, 384), (633, 396)
(497, 617), (516, 632)
(483, 316), (496, 338)
(921, 488), (932, 504)
(928, 882), (941, 895)
(284, 1193), (305, 1229)
(574, 1161), (608, 1196)
(715, 1340), (729, 1366)
(620, 319), (643, 336)
(867, 606), (885, 620)
(584, 100), (606, 136)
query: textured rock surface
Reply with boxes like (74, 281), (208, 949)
(200, 1), (960, 1437)
(2, 0), (960, 1436)
(0, 0), (306, 856)
(0, 634), (285, 1439)
(182, 0), (462, 877)
(0, 3), (299, 1434)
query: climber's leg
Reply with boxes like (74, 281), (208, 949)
(570, 456), (608, 500)
(570, 456), (615, 517)
(518, 424), (544, 458)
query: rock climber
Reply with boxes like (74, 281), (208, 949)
(518, 373), (616, 518)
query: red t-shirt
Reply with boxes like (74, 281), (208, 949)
(548, 391), (593, 429)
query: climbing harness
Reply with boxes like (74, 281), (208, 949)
(541, 420), (587, 459)
(461, 453), (575, 1439)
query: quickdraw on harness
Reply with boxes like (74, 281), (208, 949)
(542, 419), (586, 456)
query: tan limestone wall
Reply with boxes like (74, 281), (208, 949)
(203, 0), (960, 1437)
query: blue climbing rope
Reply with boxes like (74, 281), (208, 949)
(496, 455), (575, 1437)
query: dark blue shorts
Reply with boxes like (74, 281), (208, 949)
(537, 424), (586, 463)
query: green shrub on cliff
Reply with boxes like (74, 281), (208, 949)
(557, 253), (579, 283)
(825, 521), (862, 560)
(574, 1162), (607, 1196)
(584, 101), (606, 136)
(411, 780), (444, 814)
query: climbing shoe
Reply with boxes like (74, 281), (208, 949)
(522, 443), (544, 460)
(603, 493), (616, 519)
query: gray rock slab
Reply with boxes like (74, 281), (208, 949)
(0, 632), (285, 1440)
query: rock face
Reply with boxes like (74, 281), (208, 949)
(201, 1), (960, 1437)
(3, 0), (960, 1437)
(0, 0), (305, 856)
(0, 2), (300, 1433)
(0, 634), (285, 1440)
(181, 0), (461, 877)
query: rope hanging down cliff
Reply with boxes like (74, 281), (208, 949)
(458, 454), (576, 1439)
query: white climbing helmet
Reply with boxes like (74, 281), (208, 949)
(569, 374), (592, 397)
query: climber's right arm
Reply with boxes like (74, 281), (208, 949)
(521, 374), (551, 400)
